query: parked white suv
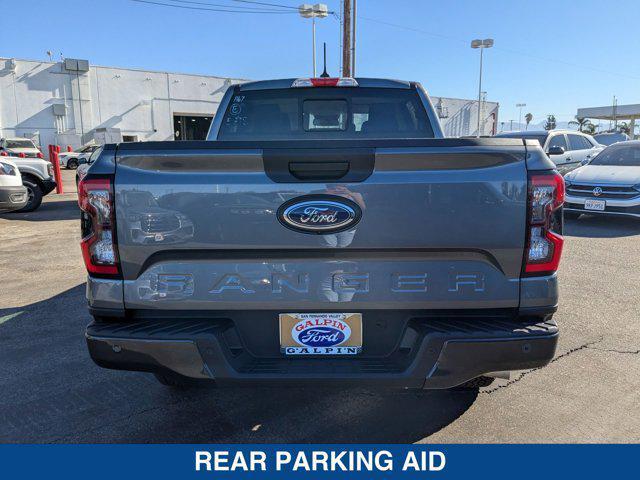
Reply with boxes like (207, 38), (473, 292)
(0, 137), (44, 159)
(0, 158), (28, 213)
(5, 155), (57, 211)
(58, 144), (100, 170)
(496, 130), (604, 174)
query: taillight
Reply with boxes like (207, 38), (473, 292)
(37, 152), (44, 159)
(18, 152), (25, 158)
(78, 177), (120, 276)
(0, 151), (7, 156)
(524, 172), (565, 276)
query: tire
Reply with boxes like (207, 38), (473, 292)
(564, 211), (581, 220)
(453, 376), (495, 390)
(17, 178), (43, 212)
(67, 159), (78, 170)
(153, 372), (191, 389)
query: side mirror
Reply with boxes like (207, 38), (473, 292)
(548, 146), (565, 156)
(78, 158), (88, 165)
(581, 158), (590, 166)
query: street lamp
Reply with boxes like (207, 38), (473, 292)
(516, 103), (526, 130)
(299, 3), (329, 77)
(471, 38), (494, 137)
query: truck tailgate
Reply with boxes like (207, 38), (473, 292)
(114, 141), (528, 311)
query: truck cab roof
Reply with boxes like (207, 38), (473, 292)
(238, 77), (414, 91)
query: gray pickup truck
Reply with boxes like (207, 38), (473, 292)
(81, 77), (564, 389)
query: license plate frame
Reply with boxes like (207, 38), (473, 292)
(279, 313), (363, 356)
(584, 199), (606, 211)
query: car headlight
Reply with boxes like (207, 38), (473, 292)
(0, 162), (17, 175)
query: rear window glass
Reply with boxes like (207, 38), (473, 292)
(216, 87), (434, 140)
(303, 100), (347, 131)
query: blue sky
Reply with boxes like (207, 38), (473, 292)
(4, 0), (640, 126)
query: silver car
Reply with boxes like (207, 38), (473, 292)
(564, 141), (640, 219)
(496, 130), (603, 174)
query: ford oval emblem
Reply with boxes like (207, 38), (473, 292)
(278, 195), (361, 234)
(292, 317), (351, 348)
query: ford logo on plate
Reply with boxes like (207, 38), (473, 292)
(292, 317), (351, 348)
(278, 195), (361, 234)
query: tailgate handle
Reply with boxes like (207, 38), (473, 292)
(288, 161), (349, 180)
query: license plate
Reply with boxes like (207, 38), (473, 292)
(279, 313), (362, 355)
(585, 199), (606, 211)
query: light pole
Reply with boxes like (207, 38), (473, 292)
(471, 38), (494, 137)
(516, 103), (526, 129)
(299, 4), (328, 77)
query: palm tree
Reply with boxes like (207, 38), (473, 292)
(617, 122), (631, 135)
(525, 113), (533, 130)
(544, 115), (557, 131)
(568, 116), (592, 132)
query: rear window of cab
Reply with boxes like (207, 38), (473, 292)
(216, 87), (434, 140)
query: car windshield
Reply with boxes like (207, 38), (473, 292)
(590, 144), (640, 166)
(216, 87), (435, 140)
(6, 139), (36, 149)
(495, 133), (548, 147)
(594, 134), (626, 146)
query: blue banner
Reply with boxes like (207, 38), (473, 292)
(0, 444), (637, 479)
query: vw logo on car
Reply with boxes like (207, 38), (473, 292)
(593, 187), (603, 197)
(278, 195), (361, 233)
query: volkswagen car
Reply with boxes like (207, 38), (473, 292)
(564, 141), (640, 219)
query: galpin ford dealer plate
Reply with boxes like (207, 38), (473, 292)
(279, 313), (363, 355)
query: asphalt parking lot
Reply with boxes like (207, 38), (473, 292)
(0, 168), (638, 443)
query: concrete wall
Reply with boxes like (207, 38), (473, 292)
(0, 58), (242, 154)
(0, 57), (499, 156)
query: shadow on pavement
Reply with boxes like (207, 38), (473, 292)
(0, 284), (478, 444)
(564, 215), (640, 238)
(0, 198), (79, 222)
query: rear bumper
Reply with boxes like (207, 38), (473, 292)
(86, 314), (558, 389)
(0, 185), (28, 212)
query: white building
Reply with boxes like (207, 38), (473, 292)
(0, 57), (499, 156)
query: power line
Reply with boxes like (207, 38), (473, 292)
(229, 0), (301, 11)
(357, 15), (640, 81)
(131, 0), (299, 14)
(170, 0), (296, 11)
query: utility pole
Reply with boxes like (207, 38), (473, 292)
(342, 0), (352, 77)
(351, 0), (357, 76)
(516, 103), (526, 129)
(471, 39), (493, 137)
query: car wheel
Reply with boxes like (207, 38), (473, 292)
(17, 178), (43, 212)
(67, 159), (78, 169)
(452, 376), (495, 390)
(564, 211), (581, 220)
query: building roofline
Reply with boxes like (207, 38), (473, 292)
(0, 56), (248, 82)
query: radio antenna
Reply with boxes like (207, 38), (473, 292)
(320, 42), (330, 77)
